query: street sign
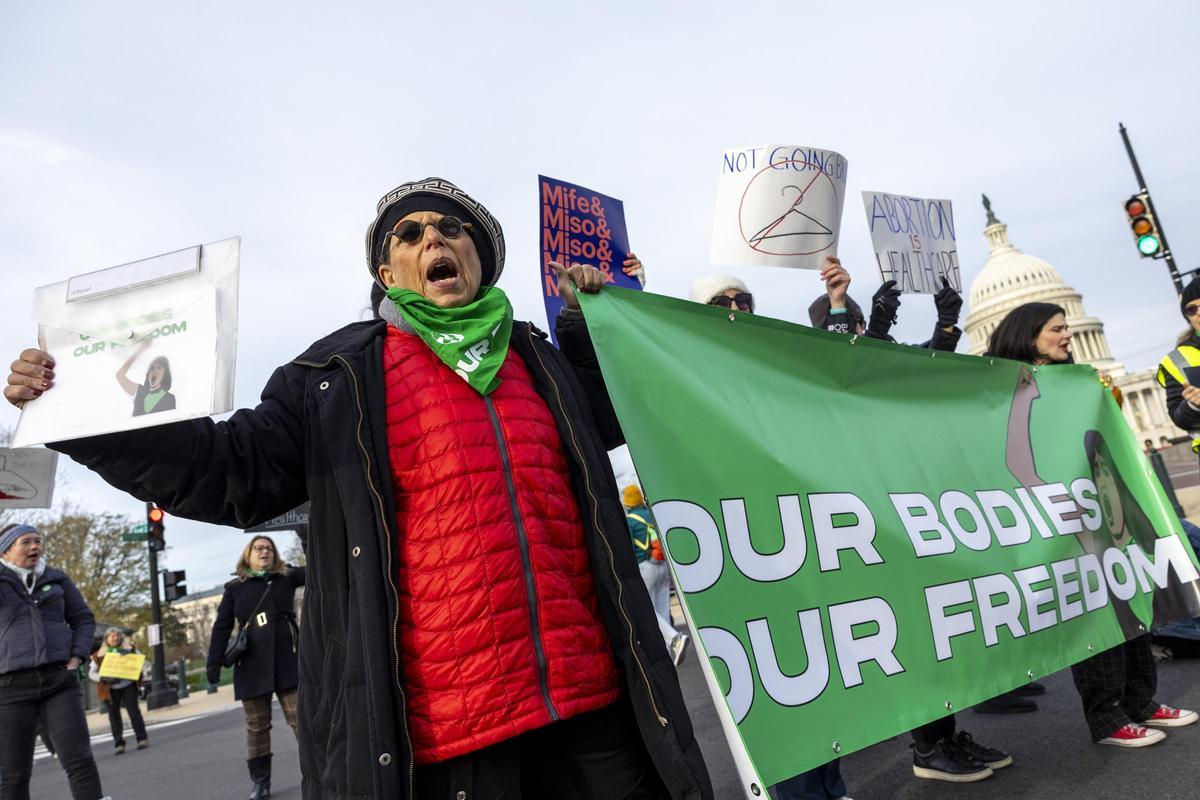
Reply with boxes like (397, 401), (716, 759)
(122, 531), (149, 542)
(246, 501), (310, 536)
(131, 522), (149, 534)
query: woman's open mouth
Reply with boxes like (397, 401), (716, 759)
(426, 257), (460, 288)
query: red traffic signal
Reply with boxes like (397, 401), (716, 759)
(1124, 193), (1162, 257)
(147, 505), (166, 542)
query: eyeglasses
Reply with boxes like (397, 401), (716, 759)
(386, 215), (472, 246)
(709, 293), (753, 312)
(251, 546), (275, 554)
(1185, 303), (1200, 317)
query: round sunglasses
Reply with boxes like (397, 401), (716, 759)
(386, 215), (473, 246)
(708, 292), (753, 312)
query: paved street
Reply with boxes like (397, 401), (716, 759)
(24, 653), (1200, 799)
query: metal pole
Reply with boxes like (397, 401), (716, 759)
(145, 501), (178, 710)
(1119, 122), (1184, 294)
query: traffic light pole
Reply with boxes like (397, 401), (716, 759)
(144, 502), (178, 710)
(1119, 122), (1184, 294)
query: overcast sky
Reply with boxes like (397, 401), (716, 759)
(3, 1), (1198, 592)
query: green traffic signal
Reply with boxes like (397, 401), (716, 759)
(1138, 234), (1161, 256)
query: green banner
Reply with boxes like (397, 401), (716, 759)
(578, 287), (1200, 790)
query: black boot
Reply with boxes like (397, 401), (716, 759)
(248, 754), (271, 799)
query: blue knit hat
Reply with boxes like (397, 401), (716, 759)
(0, 524), (37, 556)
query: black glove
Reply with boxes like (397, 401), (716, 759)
(206, 666), (221, 686)
(866, 280), (901, 339)
(933, 277), (962, 329)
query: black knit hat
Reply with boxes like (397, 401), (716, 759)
(1182, 277), (1200, 319)
(365, 177), (505, 288)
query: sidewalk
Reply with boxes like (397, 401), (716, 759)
(86, 685), (239, 735)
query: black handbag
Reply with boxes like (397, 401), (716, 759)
(221, 582), (273, 668)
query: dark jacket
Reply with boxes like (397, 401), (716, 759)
(808, 293), (961, 351)
(206, 567), (305, 701)
(53, 314), (712, 800)
(0, 564), (95, 674)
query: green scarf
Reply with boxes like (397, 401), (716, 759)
(386, 286), (513, 395)
(143, 388), (167, 413)
(248, 569), (267, 578)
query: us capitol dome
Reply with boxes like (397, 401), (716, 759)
(964, 196), (1179, 445)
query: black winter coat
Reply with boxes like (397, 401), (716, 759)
(0, 565), (94, 675)
(52, 314), (712, 800)
(206, 567), (305, 700)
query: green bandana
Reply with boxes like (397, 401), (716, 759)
(386, 286), (514, 395)
(248, 569), (267, 578)
(143, 388), (167, 413)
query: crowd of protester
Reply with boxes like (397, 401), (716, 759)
(4, 177), (1200, 800)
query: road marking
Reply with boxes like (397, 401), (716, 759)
(34, 705), (240, 762)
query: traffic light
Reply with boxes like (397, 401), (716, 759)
(163, 570), (187, 602)
(147, 505), (166, 552)
(1124, 193), (1162, 257)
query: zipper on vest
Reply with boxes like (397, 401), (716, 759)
(523, 328), (668, 727)
(329, 355), (417, 800)
(483, 395), (560, 722)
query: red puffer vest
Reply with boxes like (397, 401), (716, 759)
(382, 326), (621, 765)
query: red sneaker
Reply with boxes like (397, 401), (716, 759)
(1143, 705), (1199, 728)
(1098, 724), (1165, 748)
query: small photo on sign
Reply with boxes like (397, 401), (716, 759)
(861, 191), (960, 294)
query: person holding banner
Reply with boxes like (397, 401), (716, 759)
(0, 522), (108, 800)
(6, 177), (712, 800)
(623, 485), (689, 665)
(90, 627), (148, 754)
(206, 535), (304, 799)
(989, 302), (1197, 748)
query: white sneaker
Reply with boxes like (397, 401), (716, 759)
(670, 633), (689, 666)
(1098, 723), (1165, 747)
(1143, 704), (1199, 728)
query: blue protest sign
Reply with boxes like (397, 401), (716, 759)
(538, 175), (639, 344)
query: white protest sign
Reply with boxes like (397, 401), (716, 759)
(14, 238), (240, 447)
(0, 448), (57, 509)
(710, 145), (848, 269)
(861, 192), (960, 294)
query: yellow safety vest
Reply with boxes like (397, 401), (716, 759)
(1157, 343), (1200, 452)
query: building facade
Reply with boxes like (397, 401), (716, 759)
(964, 199), (1182, 446)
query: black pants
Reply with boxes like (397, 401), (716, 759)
(107, 682), (147, 748)
(911, 714), (955, 752)
(0, 664), (103, 800)
(414, 699), (667, 800)
(1071, 634), (1158, 741)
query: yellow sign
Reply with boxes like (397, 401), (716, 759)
(98, 652), (146, 681)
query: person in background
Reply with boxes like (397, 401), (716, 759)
(809, 259), (963, 351)
(207, 535), (304, 800)
(1157, 276), (1200, 455)
(807, 261), (1012, 784)
(990, 301), (1198, 748)
(90, 627), (147, 755)
(0, 523), (108, 800)
(622, 485), (688, 665)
